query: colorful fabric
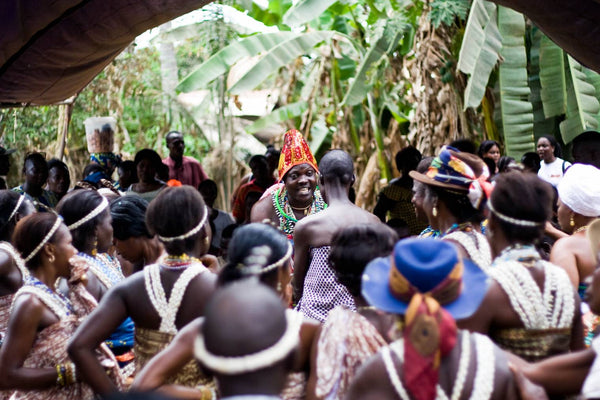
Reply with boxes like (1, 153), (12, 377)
(12, 187), (57, 211)
(278, 129), (318, 181)
(557, 163), (600, 217)
(418, 226), (440, 238)
(314, 307), (387, 399)
(162, 156), (208, 188)
(295, 246), (355, 323)
(90, 152), (119, 169)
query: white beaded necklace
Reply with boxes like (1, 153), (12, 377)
(144, 262), (207, 334)
(382, 331), (495, 400)
(77, 253), (124, 290)
(444, 230), (492, 272)
(12, 281), (73, 320)
(0, 241), (29, 280)
(489, 250), (574, 330)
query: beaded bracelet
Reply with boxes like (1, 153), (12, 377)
(55, 364), (66, 387)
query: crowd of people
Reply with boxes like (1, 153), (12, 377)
(0, 123), (599, 400)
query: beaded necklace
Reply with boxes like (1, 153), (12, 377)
(442, 223), (492, 271)
(573, 225), (590, 235)
(77, 252), (123, 290)
(0, 241), (29, 280)
(489, 247), (575, 329)
(14, 276), (74, 318)
(162, 254), (202, 271)
(272, 187), (327, 237)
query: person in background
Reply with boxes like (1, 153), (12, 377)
(110, 196), (164, 276)
(116, 160), (138, 192)
(162, 131), (208, 188)
(537, 135), (571, 187)
(232, 155), (275, 224)
(13, 152), (56, 211)
(198, 179), (234, 255)
(478, 140), (501, 173)
(46, 159), (70, 202)
(373, 146), (426, 236)
(521, 152), (541, 174)
(572, 130), (600, 168)
(126, 149), (166, 203)
(0, 146), (16, 190)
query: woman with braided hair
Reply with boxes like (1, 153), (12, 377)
(68, 186), (217, 398)
(0, 213), (122, 399)
(460, 171), (584, 361)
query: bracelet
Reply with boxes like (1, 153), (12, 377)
(55, 364), (66, 387)
(65, 362), (77, 385)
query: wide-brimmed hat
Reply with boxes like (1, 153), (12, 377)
(409, 146), (493, 208)
(587, 218), (600, 265)
(362, 238), (489, 320)
(277, 129), (318, 181)
(0, 146), (16, 156)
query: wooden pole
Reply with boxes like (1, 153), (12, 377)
(56, 99), (75, 161)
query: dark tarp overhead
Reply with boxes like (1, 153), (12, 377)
(491, 0), (600, 73)
(0, 0), (599, 107)
(0, 0), (211, 106)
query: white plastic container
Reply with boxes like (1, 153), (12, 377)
(84, 117), (116, 153)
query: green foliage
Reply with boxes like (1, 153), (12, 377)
(429, 0), (469, 28)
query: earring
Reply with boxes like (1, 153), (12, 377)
(91, 236), (98, 257)
(48, 254), (55, 264)
(570, 216), (575, 228)
(277, 281), (282, 293)
(432, 206), (438, 218)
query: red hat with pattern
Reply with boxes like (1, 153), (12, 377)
(277, 129), (318, 181)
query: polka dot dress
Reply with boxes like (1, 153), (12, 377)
(296, 246), (356, 323)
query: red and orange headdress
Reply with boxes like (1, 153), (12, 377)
(277, 129), (319, 182)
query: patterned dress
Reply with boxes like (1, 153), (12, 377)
(314, 307), (388, 400)
(8, 262), (123, 399)
(295, 247), (355, 323)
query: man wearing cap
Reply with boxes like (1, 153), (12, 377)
(292, 149), (380, 322)
(162, 131), (208, 188)
(347, 238), (529, 400)
(0, 146), (16, 190)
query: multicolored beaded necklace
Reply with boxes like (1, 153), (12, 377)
(78, 252), (123, 288)
(162, 254), (201, 270)
(272, 187), (327, 238)
(440, 221), (473, 237)
(24, 275), (74, 315)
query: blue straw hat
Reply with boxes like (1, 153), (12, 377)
(362, 238), (489, 320)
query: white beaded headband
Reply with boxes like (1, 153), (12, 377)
(194, 309), (300, 374)
(8, 195), (25, 222)
(488, 199), (544, 227)
(24, 216), (63, 262)
(158, 206), (208, 242)
(260, 242), (293, 274)
(67, 197), (109, 230)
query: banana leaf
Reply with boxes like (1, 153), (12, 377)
(538, 35), (566, 118)
(559, 56), (600, 143)
(282, 0), (339, 26)
(497, 6), (534, 157)
(177, 32), (298, 92)
(228, 31), (335, 95)
(459, 0), (502, 109)
(244, 101), (308, 134)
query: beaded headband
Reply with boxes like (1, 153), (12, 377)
(8, 195), (25, 222)
(194, 309), (300, 374)
(487, 199), (544, 227)
(24, 216), (63, 262)
(260, 242), (293, 274)
(158, 206), (208, 242)
(67, 197), (109, 231)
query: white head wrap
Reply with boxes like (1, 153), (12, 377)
(558, 164), (600, 217)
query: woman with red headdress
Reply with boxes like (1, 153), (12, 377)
(251, 129), (326, 241)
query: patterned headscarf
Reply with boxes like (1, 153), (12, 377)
(277, 129), (319, 182)
(90, 152), (120, 170)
